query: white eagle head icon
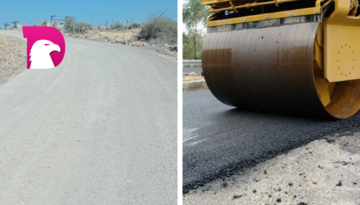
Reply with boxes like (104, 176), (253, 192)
(30, 40), (61, 69)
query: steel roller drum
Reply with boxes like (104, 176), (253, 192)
(202, 22), (360, 119)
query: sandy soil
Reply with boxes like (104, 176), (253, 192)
(0, 34), (26, 82)
(71, 28), (141, 43)
(184, 133), (360, 205)
(183, 76), (204, 82)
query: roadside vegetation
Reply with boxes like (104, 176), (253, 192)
(64, 17), (92, 34)
(139, 11), (177, 45)
(63, 11), (177, 46)
(183, 33), (204, 60)
(110, 22), (141, 30)
(1, 20), (19, 30)
(2, 23), (10, 30)
(183, 0), (209, 60)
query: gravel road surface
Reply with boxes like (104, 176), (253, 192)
(0, 30), (177, 205)
(183, 90), (360, 194)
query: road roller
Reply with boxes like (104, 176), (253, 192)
(201, 0), (360, 119)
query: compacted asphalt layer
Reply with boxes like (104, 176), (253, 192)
(183, 90), (360, 193)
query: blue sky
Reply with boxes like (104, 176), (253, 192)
(0, 0), (177, 27)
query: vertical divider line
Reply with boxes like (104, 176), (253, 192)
(177, 0), (184, 204)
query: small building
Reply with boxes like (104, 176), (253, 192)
(14, 24), (22, 29)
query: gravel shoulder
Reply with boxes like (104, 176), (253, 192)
(0, 34), (26, 82)
(184, 133), (360, 204)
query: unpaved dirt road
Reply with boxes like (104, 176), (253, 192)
(0, 30), (177, 205)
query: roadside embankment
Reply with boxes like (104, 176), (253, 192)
(0, 34), (26, 82)
(65, 29), (177, 60)
(183, 79), (208, 93)
(183, 60), (208, 92)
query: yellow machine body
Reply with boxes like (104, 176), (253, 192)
(201, 0), (360, 118)
(325, 0), (360, 82)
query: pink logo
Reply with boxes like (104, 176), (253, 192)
(23, 27), (66, 69)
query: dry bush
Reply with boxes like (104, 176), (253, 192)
(139, 12), (177, 45)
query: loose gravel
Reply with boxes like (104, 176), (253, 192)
(184, 133), (360, 204)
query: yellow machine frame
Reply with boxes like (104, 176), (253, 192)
(202, 0), (322, 26)
(202, 0), (360, 83)
(325, 0), (360, 82)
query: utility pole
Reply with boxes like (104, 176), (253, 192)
(51, 15), (55, 28)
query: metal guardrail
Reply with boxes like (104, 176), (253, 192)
(183, 60), (202, 67)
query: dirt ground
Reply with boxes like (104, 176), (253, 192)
(70, 28), (141, 43)
(67, 28), (177, 59)
(184, 133), (360, 205)
(183, 76), (204, 82)
(0, 34), (26, 82)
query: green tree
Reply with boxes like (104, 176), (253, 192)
(183, 32), (204, 60)
(183, 0), (208, 59)
(64, 16), (76, 33)
(11, 21), (18, 28)
(64, 16), (91, 34)
(2, 23), (10, 30)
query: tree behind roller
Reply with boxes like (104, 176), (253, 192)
(183, 0), (208, 59)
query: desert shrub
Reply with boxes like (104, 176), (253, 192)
(76, 22), (92, 32)
(139, 12), (177, 45)
(64, 17), (92, 33)
(64, 17), (75, 32)
(111, 22), (125, 30)
(131, 23), (141, 29)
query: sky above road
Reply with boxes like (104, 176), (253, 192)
(0, 0), (177, 27)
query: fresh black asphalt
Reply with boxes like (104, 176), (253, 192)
(183, 90), (360, 193)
